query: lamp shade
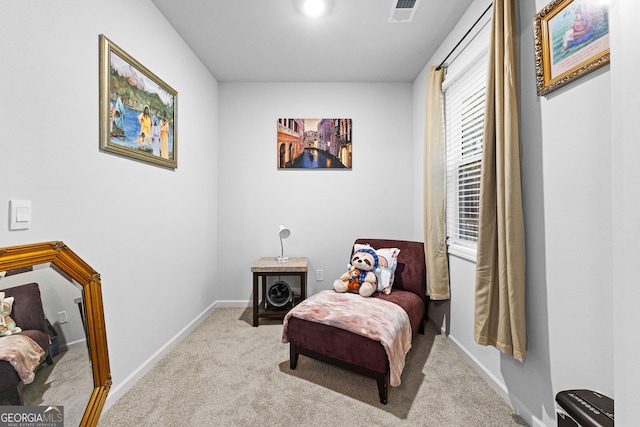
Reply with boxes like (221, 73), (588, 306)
(279, 225), (291, 240)
(277, 226), (291, 262)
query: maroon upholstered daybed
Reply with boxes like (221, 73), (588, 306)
(0, 283), (53, 405)
(285, 238), (427, 404)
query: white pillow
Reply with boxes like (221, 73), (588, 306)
(353, 244), (400, 294)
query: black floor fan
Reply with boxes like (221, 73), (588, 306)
(266, 281), (293, 309)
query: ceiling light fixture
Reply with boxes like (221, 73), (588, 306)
(301, 0), (327, 18)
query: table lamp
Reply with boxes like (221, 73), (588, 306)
(277, 225), (291, 262)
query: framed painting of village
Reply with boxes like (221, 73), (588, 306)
(277, 118), (352, 169)
(534, 0), (610, 96)
(99, 34), (178, 168)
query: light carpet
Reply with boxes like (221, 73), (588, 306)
(23, 345), (93, 427)
(98, 307), (527, 426)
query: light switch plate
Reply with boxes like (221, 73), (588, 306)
(9, 200), (31, 230)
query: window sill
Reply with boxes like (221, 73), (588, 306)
(447, 243), (477, 263)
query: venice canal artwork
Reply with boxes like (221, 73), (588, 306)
(277, 118), (352, 169)
(108, 51), (175, 161)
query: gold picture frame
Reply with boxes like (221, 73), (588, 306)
(534, 0), (610, 96)
(99, 35), (177, 168)
(0, 242), (110, 426)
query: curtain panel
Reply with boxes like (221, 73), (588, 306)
(474, 0), (526, 361)
(424, 66), (450, 300)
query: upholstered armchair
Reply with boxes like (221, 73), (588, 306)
(0, 282), (53, 405)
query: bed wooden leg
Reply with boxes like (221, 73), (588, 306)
(289, 343), (299, 370)
(420, 300), (428, 335)
(376, 373), (389, 404)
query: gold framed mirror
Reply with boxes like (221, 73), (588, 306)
(0, 242), (110, 426)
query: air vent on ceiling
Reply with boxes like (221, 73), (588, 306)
(388, 0), (421, 23)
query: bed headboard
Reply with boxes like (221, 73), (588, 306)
(353, 238), (427, 303)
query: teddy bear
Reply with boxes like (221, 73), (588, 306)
(0, 292), (22, 337)
(333, 248), (379, 297)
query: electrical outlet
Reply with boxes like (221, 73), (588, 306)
(316, 269), (324, 281)
(58, 311), (68, 324)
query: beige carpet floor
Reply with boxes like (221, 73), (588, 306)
(98, 307), (527, 426)
(23, 345), (93, 427)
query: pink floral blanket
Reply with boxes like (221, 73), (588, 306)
(0, 335), (45, 384)
(282, 290), (412, 387)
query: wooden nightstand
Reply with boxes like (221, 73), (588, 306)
(251, 257), (307, 327)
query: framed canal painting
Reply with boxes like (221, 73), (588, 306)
(277, 118), (352, 169)
(534, 0), (610, 96)
(99, 35), (177, 169)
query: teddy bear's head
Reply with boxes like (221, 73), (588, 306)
(350, 248), (379, 272)
(0, 292), (21, 336)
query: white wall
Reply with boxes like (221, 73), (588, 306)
(610, 2), (640, 425)
(0, 0), (219, 402)
(413, 1), (615, 426)
(217, 83), (414, 300)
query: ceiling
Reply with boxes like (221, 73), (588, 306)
(150, 0), (475, 82)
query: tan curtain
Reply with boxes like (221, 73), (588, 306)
(424, 66), (450, 300)
(474, 0), (526, 360)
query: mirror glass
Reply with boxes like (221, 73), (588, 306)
(0, 242), (110, 427)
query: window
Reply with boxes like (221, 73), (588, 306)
(442, 15), (491, 260)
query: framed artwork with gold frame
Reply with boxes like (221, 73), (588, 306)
(99, 35), (177, 168)
(534, 0), (610, 96)
(277, 118), (352, 169)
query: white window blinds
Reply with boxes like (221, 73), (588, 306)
(443, 14), (490, 258)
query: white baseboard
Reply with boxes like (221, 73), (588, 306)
(444, 332), (510, 403)
(212, 300), (251, 308)
(530, 415), (548, 427)
(102, 299), (250, 412)
(57, 338), (87, 353)
(434, 321), (546, 427)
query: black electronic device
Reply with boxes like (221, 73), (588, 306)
(556, 389), (614, 427)
(266, 281), (293, 310)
